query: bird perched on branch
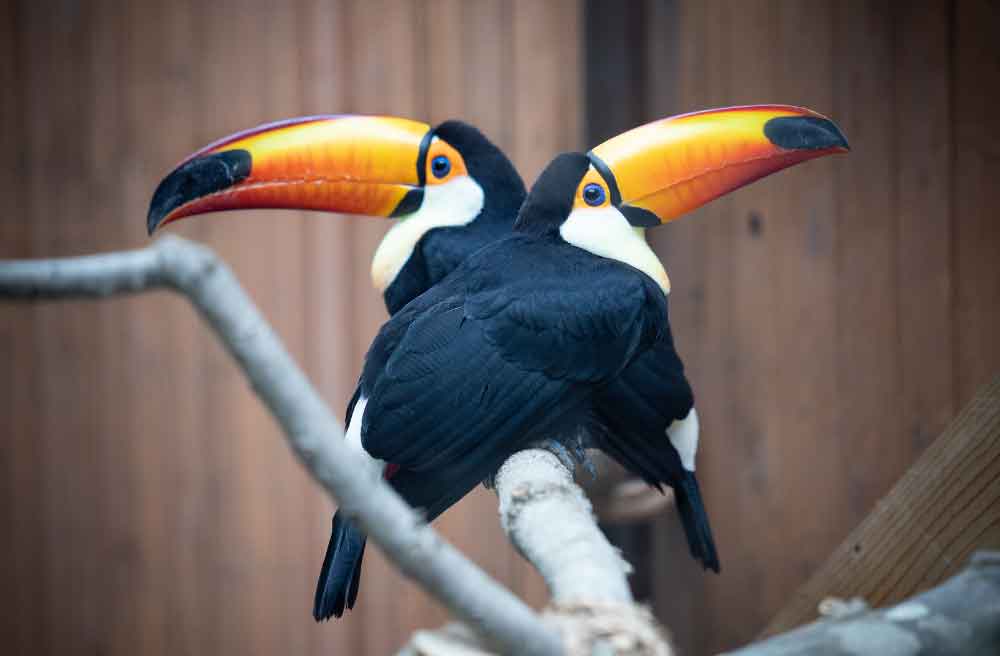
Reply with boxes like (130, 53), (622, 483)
(148, 106), (848, 620)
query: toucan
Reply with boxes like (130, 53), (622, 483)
(147, 106), (848, 620)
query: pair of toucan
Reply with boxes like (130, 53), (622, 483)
(148, 106), (848, 621)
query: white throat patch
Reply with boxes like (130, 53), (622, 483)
(371, 175), (485, 292)
(558, 206), (671, 294)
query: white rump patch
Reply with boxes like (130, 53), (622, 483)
(371, 172), (485, 291)
(559, 206), (670, 294)
(667, 407), (699, 471)
(345, 396), (385, 475)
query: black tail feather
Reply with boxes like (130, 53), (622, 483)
(313, 511), (366, 621)
(674, 471), (720, 573)
(594, 420), (720, 573)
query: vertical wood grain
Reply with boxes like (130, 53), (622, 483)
(92, 3), (145, 654)
(21, 5), (102, 655)
(954, 0), (1000, 405)
(0, 3), (45, 654)
(584, 0), (647, 145)
(832, 0), (903, 539)
(895, 1), (954, 466)
(461, 0), (516, 153)
(765, 0), (841, 613)
(512, 0), (583, 185)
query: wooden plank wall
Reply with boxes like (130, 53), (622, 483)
(0, 2), (580, 655)
(4, 1), (1000, 655)
(585, 1), (1000, 654)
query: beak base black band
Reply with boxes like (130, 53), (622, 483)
(390, 188), (425, 217)
(416, 129), (435, 187)
(619, 206), (661, 228)
(587, 151), (660, 228)
(586, 152), (622, 206)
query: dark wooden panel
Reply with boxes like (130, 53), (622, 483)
(584, 0), (647, 145)
(954, 0), (1000, 404)
(0, 3), (45, 655)
(894, 1), (955, 481)
(831, 0), (903, 548)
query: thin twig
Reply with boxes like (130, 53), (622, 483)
(0, 235), (563, 656)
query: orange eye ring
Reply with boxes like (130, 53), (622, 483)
(572, 167), (611, 209)
(424, 138), (467, 185)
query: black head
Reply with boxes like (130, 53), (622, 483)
(432, 120), (526, 223)
(514, 153), (592, 236)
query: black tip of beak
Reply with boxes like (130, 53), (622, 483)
(763, 116), (850, 152)
(147, 149), (253, 235)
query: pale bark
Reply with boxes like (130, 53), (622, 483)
(400, 449), (676, 656)
(495, 449), (633, 604)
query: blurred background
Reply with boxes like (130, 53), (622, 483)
(1, 1), (998, 654)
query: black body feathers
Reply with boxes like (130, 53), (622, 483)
(316, 153), (719, 620)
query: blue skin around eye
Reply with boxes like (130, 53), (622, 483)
(432, 156), (451, 178)
(583, 183), (605, 206)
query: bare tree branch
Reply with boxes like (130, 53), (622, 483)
(399, 450), (676, 656)
(724, 551), (1000, 655)
(0, 235), (563, 656)
(496, 449), (633, 604)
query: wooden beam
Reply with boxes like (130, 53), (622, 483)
(763, 375), (1000, 636)
(729, 551), (1000, 656)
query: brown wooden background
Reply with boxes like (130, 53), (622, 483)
(1, 1), (998, 655)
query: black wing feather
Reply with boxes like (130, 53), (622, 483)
(360, 236), (665, 477)
(593, 335), (720, 572)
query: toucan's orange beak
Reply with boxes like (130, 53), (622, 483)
(147, 115), (432, 234)
(588, 105), (849, 227)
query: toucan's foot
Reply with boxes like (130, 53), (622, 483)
(535, 435), (597, 478)
(481, 435), (595, 489)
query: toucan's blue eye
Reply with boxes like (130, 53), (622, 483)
(431, 155), (451, 179)
(583, 183), (606, 206)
